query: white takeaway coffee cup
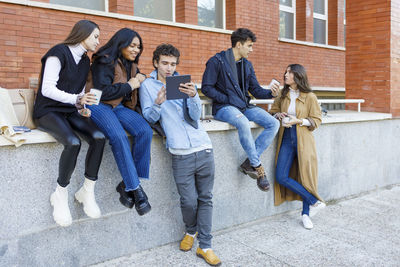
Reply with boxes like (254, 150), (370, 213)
(90, 88), (102, 105)
(268, 78), (280, 89)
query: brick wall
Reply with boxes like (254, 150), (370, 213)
(0, 1), (344, 92)
(296, 0), (313, 42)
(109, 0), (133, 15)
(328, 0), (345, 47)
(175, 0), (198, 25)
(345, 0), (398, 115)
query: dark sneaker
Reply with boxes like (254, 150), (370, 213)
(239, 158), (258, 179)
(254, 164), (270, 192)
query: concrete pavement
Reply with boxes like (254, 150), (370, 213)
(91, 185), (400, 267)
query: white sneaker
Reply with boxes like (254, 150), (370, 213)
(302, 214), (313, 229)
(309, 201), (326, 218)
(75, 178), (101, 219)
(50, 185), (72, 227)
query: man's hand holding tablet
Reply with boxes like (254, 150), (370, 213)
(166, 75), (193, 100)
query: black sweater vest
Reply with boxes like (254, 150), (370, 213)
(33, 44), (90, 118)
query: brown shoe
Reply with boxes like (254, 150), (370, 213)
(239, 158), (258, 179)
(254, 164), (270, 192)
(196, 248), (221, 266)
(180, 232), (197, 251)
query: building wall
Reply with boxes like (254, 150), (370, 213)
(0, 0), (345, 91)
(345, 0), (400, 116)
(345, 0), (391, 113)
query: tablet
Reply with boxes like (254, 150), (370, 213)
(166, 75), (191, 100)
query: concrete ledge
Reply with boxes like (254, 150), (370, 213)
(1, 113), (399, 266)
(0, 111), (393, 147)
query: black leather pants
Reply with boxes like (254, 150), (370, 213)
(37, 111), (106, 187)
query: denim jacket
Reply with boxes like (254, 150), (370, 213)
(201, 48), (274, 115)
(139, 70), (212, 149)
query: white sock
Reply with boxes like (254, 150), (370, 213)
(202, 248), (211, 252)
(186, 232), (196, 238)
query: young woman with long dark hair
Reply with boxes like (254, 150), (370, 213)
(88, 28), (152, 216)
(33, 20), (105, 227)
(270, 64), (326, 229)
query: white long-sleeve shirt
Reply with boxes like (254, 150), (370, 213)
(288, 88), (311, 127)
(41, 44), (87, 104)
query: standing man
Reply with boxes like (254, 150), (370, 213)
(140, 44), (221, 266)
(201, 28), (280, 192)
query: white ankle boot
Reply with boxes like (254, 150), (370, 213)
(50, 185), (72, 227)
(75, 178), (101, 218)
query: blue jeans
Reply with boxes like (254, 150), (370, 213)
(215, 106), (279, 167)
(88, 103), (153, 191)
(276, 127), (317, 215)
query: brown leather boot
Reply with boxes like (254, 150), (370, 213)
(254, 164), (270, 191)
(239, 158), (258, 179)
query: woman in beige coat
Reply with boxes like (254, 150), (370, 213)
(270, 64), (325, 230)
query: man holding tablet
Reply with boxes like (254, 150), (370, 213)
(140, 44), (221, 266)
(201, 28), (280, 192)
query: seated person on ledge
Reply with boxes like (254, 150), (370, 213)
(201, 28), (280, 192)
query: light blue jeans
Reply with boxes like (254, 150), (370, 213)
(215, 106), (280, 167)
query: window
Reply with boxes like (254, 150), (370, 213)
(49, 0), (105, 11)
(198, 0), (225, 29)
(313, 0), (327, 44)
(134, 0), (174, 21)
(279, 0), (296, 39)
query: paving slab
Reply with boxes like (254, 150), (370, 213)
(91, 185), (400, 267)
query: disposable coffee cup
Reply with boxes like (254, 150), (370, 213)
(268, 78), (280, 89)
(90, 88), (102, 105)
(282, 116), (291, 124)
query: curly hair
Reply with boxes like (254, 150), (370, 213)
(152, 43), (180, 68)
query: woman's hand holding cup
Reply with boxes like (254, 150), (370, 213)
(80, 92), (98, 105)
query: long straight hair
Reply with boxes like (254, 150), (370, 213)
(62, 20), (99, 46)
(92, 28), (143, 65)
(281, 64), (312, 97)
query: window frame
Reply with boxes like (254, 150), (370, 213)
(197, 0), (226, 29)
(49, 0), (108, 11)
(279, 0), (296, 40)
(133, 0), (176, 22)
(313, 0), (328, 45)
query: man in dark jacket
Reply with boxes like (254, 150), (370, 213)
(201, 28), (280, 192)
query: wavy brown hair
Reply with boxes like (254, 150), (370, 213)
(281, 64), (312, 97)
(62, 20), (99, 46)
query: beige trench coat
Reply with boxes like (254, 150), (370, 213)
(269, 91), (323, 206)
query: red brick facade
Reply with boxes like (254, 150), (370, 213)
(175, 0), (198, 25)
(345, 0), (400, 116)
(0, 0), (346, 107)
(296, 0), (313, 42)
(109, 0), (133, 15)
